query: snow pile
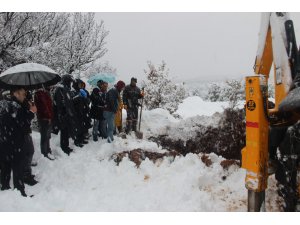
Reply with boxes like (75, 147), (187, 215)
(175, 96), (228, 119)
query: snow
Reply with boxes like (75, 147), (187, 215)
(0, 63), (57, 76)
(0, 96), (280, 212)
(175, 96), (228, 119)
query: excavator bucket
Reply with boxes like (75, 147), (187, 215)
(279, 87), (300, 112)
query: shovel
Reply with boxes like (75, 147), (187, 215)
(135, 89), (144, 139)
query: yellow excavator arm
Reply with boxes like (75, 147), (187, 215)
(242, 12), (300, 211)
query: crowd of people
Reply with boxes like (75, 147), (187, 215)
(0, 75), (144, 197)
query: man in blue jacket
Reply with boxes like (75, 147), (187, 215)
(103, 80), (125, 143)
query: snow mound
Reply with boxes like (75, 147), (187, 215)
(175, 96), (228, 119)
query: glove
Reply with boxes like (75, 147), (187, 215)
(140, 91), (145, 97)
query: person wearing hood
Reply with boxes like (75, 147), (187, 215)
(52, 74), (77, 155)
(0, 87), (36, 197)
(103, 80), (125, 143)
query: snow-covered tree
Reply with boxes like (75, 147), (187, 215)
(82, 60), (117, 78)
(143, 61), (186, 114)
(205, 79), (244, 108)
(61, 13), (109, 77)
(0, 13), (70, 72)
(223, 79), (244, 109)
(206, 83), (223, 102)
(0, 12), (109, 77)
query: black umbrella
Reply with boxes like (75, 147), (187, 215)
(0, 63), (61, 90)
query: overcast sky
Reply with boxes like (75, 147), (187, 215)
(95, 13), (300, 83)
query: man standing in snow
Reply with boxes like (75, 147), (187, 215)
(72, 78), (91, 147)
(103, 80), (125, 143)
(123, 77), (144, 134)
(0, 87), (36, 197)
(21, 91), (38, 186)
(91, 80), (108, 141)
(34, 87), (55, 160)
(53, 74), (78, 155)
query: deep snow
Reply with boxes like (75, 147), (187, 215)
(0, 96), (281, 212)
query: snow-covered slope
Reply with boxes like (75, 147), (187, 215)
(0, 96), (281, 211)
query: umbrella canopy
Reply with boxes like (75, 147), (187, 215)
(87, 73), (116, 87)
(0, 63), (61, 90)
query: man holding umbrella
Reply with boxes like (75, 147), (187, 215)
(0, 63), (61, 196)
(0, 87), (36, 196)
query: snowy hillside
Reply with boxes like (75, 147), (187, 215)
(0, 96), (281, 211)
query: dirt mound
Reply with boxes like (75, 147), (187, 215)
(111, 148), (180, 167)
(111, 149), (240, 171)
(149, 108), (245, 160)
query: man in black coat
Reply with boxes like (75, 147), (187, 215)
(72, 79), (91, 147)
(53, 74), (77, 155)
(0, 87), (36, 197)
(123, 77), (144, 134)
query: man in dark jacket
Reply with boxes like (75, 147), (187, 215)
(0, 87), (36, 197)
(123, 77), (144, 134)
(21, 91), (38, 186)
(90, 80), (108, 141)
(53, 74), (77, 155)
(72, 79), (91, 147)
(34, 87), (55, 160)
(103, 80), (125, 143)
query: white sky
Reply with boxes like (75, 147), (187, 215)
(95, 12), (300, 83)
(2, 1), (300, 85)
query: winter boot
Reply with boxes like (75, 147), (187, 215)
(1, 184), (11, 191)
(24, 176), (38, 186)
(132, 120), (137, 132)
(74, 142), (84, 148)
(44, 153), (55, 161)
(62, 147), (73, 155)
(125, 120), (132, 134)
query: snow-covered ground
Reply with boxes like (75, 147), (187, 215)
(0, 96), (280, 212)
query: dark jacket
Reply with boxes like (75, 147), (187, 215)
(123, 85), (142, 109)
(105, 87), (120, 113)
(90, 87), (106, 120)
(20, 99), (35, 134)
(52, 84), (78, 137)
(0, 97), (34, 161)
(34, 89), (53, 120)
(72, 90), (92, 131)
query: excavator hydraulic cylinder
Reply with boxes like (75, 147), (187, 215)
(242, 76), (269, 211)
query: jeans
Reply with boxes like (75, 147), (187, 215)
(60, 126), (70, 151)
(93, 119), (100, 140)
(103, 111), (115, 143)
(39, 119), (52, 156)
(99, 119), (107, 138)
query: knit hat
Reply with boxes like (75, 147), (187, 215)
(131, 77), (137, 83)
(115, 80), (125, 90)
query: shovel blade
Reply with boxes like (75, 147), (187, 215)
(135, 131), (143, 139)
